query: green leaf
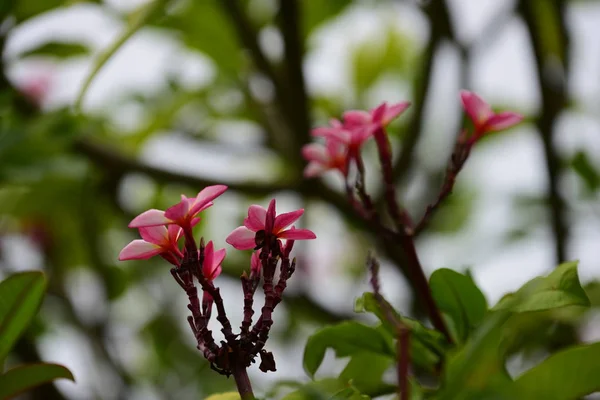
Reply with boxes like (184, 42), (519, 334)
(301, 0), (351, 38)
(303, 321), (395, 377)
(19, 42), (90, 60)
(571, 151), (600, 193)
(329, 387), (370, 400)
(354, 292), (447, 370)
(205, 393), (241, 400)
(339, 353), (395, 396)
(0, 271), (47, 364)
(0, 363), (74, 399)
(502, 342), (600, 400)
(429, 269), (488, 343)
(493, 261), (590, 313)
(281, 379), (350, 400)
(437, 309), (514, 400)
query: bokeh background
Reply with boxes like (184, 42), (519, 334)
(1, 0), (600, 398)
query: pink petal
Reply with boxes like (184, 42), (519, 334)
(190, 185), (228, 215)
(273, 209), (304, 233)
(370, 103), (388, 123)
(278, 228), (316, 240)
(203, 240), (215, 273)
(250, 251), (261, 274)
(265, 199), (276, 233)
(168, 225), (183, 242)
(382, 102), (410, 125)
(164, 197), (191, 222)
(311, 126), (352, 143)
(207, 265), (222, 281)
(119, 240), (162, 260)
(303, 162), (327, 178)
(484, 112), (523, 132)
(211, 249), (226, 276)
(139, 226), (169, 245)
(460, 90), (492, 126)
(244, 205), (267, 231)
(226, 226), (257, 250)
(129, 209), (170, 228)
(302, 143), (328, 163)
(343, 110), (371, 128)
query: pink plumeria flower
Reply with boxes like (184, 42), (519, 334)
(128, 185), (228, 230)
(226, 199), (316, 251)
(313, 102), (410, 156)
(201, 240), (226, 305)
(119, 225), (183, 266)
(301, 140), (349, 178)
(250, 251), (261, 275)
(460, 90), (523, 139)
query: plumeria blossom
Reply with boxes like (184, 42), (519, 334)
(201, 240), (226, 305)
(119, 225), (183, 266)
(312, 101), (410, 155)
(250, 251), (261, 275)
(301, 140), (349, 178)
(128, 185), (228, 230)
(460, 90), (523, 139)
(226, 199), (316, 251)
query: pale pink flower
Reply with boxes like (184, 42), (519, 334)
(460, 90), (523, 137)
(301, 140), (349, 178)
(226, 199), (316, 250)
(312, 101), (410, 154)
(250, 251), (261, 275)
(128, 185), (228, 229)
(202, 240), (225, 282)
(119, 225), (183, 266)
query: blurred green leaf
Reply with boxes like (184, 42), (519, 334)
(493, 261), (590, 313)
(205, 392), (240, 400)
(303, 321), (394, 378)
(19, 42), (89, 59)
(281, 379), (355, 400)
(429, 269), (488, 343)
(329, 387), (369, 400)
(351, 27), (416, 93)
(339, 352), (394, 396)
(354, 292), (447, 370)
(0, 363), (74, 399)
(0, 271), (46, 365)
(571, 151), (600, 193)
(502, 343), (600, 399)
(10, 0), (100, 22)
(427, 190), (474, 234)
(437, 309), (513, 400)
(301, 0), (351, 38)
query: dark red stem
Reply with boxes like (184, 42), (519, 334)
(232, 361), (255, 400)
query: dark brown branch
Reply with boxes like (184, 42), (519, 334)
(519, 0), (569, 263)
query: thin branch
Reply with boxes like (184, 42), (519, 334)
(519, 0), (569, 263)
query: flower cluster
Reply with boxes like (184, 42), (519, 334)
(119, 185), (316, 377)
(302, 102), (410, 178)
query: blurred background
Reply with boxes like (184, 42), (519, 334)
(1, 0), (600, 398)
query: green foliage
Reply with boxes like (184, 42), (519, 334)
(503, 343), (600, 399)
(205, 392), (241, 400)
(429, 268), (488, 343)
(301, 1), (351, 39)
(354, 292), (448, 370)
(571, 150), (600, 194)
(0, 272), (74, 397)
(303, 321), (395, 378)
(0, 272), (47, 364)
(18, 42), (90, 60)
(0, 363), (74, 399)
(493, 261), (590, 313)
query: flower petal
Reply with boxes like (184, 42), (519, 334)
(210, 248), (226, 279)
(311, 126), (351, 143)
(382, 101), (410, 125)
(129, 209), (170, 228)
(265, 199), (276, 234)
(484, 112), (523, 132)
(119, 240), (162, 260)
(226, 226), (257, 250)
(168, 225), (183, 242)
(302, 143), (328, 163)
(244, 205), (267, 231)
(460, 90), (492, 126)
(250, 251), (261, 274)
(164, 197), (191, 222)
(278, 228), (316, 240)
(190, 185), (228, 215)
(343, 110), (371, 128)
(203, 240), (215, 274)
(139, 226), (169, 246)
(273, 209), (304, 233)
(303, 162), (327, 178)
